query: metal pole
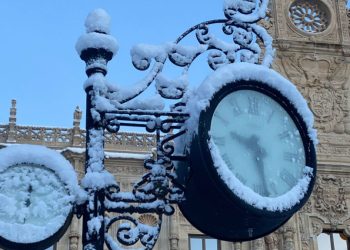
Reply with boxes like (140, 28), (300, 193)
(82, 85), (105, 250)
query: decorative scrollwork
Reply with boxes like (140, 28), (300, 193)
(105, 215), (161, 250)
(86, 1), (273, 110)
(77, 2), (273, 249)
(224, 0), (269, 23)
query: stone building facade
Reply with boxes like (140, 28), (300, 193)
(1, 0), (350, 249)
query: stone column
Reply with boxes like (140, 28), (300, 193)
(233, 242), (242, 250)
(68, 217), (80, 250)
(7, 99), (17, 143)
(169, 212), (179, 250)
(252, 238), (265, 250)
(265, 233), (278, 250)
(283, 224), (295, 250)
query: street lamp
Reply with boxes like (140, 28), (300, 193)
(0, 1), (317, 250)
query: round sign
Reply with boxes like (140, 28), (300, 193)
(177, 64), (317, 241)
(0, 145), (82, 250)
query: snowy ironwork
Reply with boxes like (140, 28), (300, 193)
(76, 1), (273, 249)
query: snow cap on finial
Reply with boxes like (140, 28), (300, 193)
(85, 8), (111, 34)
(76, 8), (118, 76)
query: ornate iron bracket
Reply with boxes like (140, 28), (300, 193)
(76, 1), (273, 249)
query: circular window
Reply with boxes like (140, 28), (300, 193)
(289, 0), (330, 34)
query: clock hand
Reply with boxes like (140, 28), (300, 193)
(25, 184), (33, 207)
(231, 132), (269, 195)
(230, 132), (266, 159)
(230, 131), (253, 150)
(249, 136), (270, 196)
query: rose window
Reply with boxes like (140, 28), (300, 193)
(289, 0), (330, 34)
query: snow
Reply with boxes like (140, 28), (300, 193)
(81, 129), (116, 189)
(224, 0), (269, 23)
(76, 32), (118, 56)
(0, 144), (85, 201)
(87, 216), (102, 236)
(85, 9), (111, 34)
(209, 139), (313, 211)
(104, 222), (159, 250)
(185, 63), (318, 146)
(0, 144), (85, 244)
(250, 23), (274, 67)
(60, 147), (151, 160)
(155, 73), (188, 99)
(76, 9), (118, 56)
(120, 94), (165, 110)
(131, 44), (171, 70)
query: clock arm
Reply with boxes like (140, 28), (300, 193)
(251, 138), (269, 196)
(230, 131), (254, 150)
(231, 131), (270, 196)
(254, 158), (269, 196)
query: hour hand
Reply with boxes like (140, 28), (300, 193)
(230, 132), (266, 159)
(230, 131), (251, 148)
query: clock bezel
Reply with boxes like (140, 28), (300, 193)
(197, 79), (316, 217)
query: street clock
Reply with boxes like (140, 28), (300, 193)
(0, 145), (81, 250)
(177, 64), (317, 241)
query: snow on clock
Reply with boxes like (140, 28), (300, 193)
(177, 63), (317, 241)
(0, 145), (84, 250)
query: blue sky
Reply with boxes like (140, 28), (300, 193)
(0, 1), (222, 128)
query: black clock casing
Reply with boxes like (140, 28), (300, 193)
(177, 80), (317, 241)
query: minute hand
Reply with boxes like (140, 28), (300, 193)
(230, 132), (268, 195)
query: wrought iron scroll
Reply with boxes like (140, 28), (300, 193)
(76, 1), (272, 249)
(102, 111), (188, 250)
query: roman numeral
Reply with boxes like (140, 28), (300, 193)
(221, 153), (233, 168)
(213, 112), (229, 125)
(229, 98), (242, 116)
(279, 130), (291, 140)
(280, 169), (297, 187)
(268, 182), (278, 196)
(284, 152), (301, 163)
(236, 173), (247, 184)
(267, 110), (275, 123)
(253, 184), (266, 196)
(248, 96), (259, 115)
(212, 135), (226, 146)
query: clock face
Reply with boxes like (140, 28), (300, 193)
(0, 164), (73, 244)
(210, 89), (306, 198)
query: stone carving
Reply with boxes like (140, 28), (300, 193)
(69, 232), (79, 250)
(289, 0), (330, 34)
(252, 238), (264, 250)
(274, 0), (339, 42)
(298, 213), (310, 249)
(233, 242), (242, 250)
(111, 166), (145, 175)
(0, 124), (156, 152)
(277, 53), (349, 133)
(259, 8), (274, 32)
(282, 221), (295, 250)
(138, 214), (158, 226)
(311, 217), (324, 236)
(300, 200), (312, 213)
(265, 233), (278, 250)
(314, 175), (348, 222)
